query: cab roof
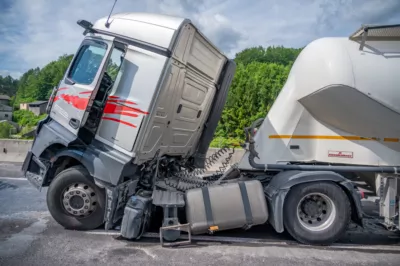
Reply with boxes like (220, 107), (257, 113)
(92, 12), (190, 50)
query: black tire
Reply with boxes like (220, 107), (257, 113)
(283, 181), (351, 245)
(46, 165), (106, 230)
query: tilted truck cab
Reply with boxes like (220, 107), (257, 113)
(22, 12), (400, 246)
(23, 12), (242, 235)
(24, 13), (235, 186)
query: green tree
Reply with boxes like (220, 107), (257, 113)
(0, 75), (18, 97)
(215, 61), (291, 141)
(235, 46), (302, 66)
(14, 54), (73, 106)
(13, 109), (47, 127)
(0, 123), (13, 138)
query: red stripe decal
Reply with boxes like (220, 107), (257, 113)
(104, 102), (149, 115)
(102, 117), (137, 128)
(107, 99), (137, 105)
(109, 96), (120, 99)
(58, 87), (68, 91)
(128, 107), (149, 115)
(109, 111), (139, 118)
(52, 92), (148, 116)
(60, 94), (89, 110)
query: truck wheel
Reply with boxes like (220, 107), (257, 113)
(46, 165), (106, 230)
(283, 181), (351, 245)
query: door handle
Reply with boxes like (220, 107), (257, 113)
(69, 118), (80, 129)
(177, 104), (182, 113)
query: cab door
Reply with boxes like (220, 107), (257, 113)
(50, 37), (122, 137)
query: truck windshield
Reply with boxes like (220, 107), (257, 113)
(68, 42), (108, 85)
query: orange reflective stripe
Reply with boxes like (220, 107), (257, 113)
(383, 138), (399, 142)
(269, 135), (398, 142)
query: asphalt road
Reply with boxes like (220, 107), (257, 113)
(1, 166), (400, 265)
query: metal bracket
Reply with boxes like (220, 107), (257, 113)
(377, 174), (399, 230)
(159, 223), (192, 247)
(359, 28), (368, 51)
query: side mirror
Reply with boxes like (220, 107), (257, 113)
(64, 77), (76, 85)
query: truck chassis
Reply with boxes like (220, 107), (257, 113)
(22, 117), (400, 246)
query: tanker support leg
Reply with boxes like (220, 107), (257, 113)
(377, 174), (399, 230)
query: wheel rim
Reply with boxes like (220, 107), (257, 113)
(296, 192), (336, 232)
(61, 183), (98, 218)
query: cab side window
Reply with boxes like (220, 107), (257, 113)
(68, 42), (108, 85)
(92, 45), (125, 105)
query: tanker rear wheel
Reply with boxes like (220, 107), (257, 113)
(283, 181), (351, 245)
(47, 165), (106, 230)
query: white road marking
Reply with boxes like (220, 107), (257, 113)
(0, 177), (28, 181)
(136, 247), (157, 259)
(85, 230), (120, 236)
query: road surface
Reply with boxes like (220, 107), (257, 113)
(0, 164), (400, 265)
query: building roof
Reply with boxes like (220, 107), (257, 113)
(28, 101), (48, 106)
(0, 95), (10, 100)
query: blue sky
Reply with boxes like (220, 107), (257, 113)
(0, 0), (399, 78)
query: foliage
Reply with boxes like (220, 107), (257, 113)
(13, 109), (47, 127)
(14, 54), (73, 106)
(0, 123), (13, 138)
(215, 62), (291, 140)
(0, 75), (18, 99)
(234, 46), (302, 66)
(209, 136), (243, 148)
(207, 46), (300, 145)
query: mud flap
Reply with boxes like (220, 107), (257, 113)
(22, 152), (48, 191)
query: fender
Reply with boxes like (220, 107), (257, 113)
(43, 149), (88, 186)
(43, 143), (136, 190)
(264, 170), (364, 233)
(47, 148), (112, 187)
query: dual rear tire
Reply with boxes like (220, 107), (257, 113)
(283, 181), (351, 245)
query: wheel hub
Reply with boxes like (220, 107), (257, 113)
(69, 195), (85, 209)
(62, 183), (97, 217)
(297, 193), (336, 232)
(303, 200), (320, 217)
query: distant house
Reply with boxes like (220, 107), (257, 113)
(0, 95), (10, 106)
(19, 103), (29, 110)
(0, 95), (12, 121)
(0, 104), (12, 121)
(28, 101), (48, 116)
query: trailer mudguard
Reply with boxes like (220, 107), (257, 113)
(264, 170), (364, 233)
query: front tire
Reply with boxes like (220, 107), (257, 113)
(46, 165), (106, 230)
(283, 181), (351, 245)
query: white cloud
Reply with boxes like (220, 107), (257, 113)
(0, 0), (399, 76)
(0, 70), (23, 79)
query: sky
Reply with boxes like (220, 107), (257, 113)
(0, 0), (399, 79)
